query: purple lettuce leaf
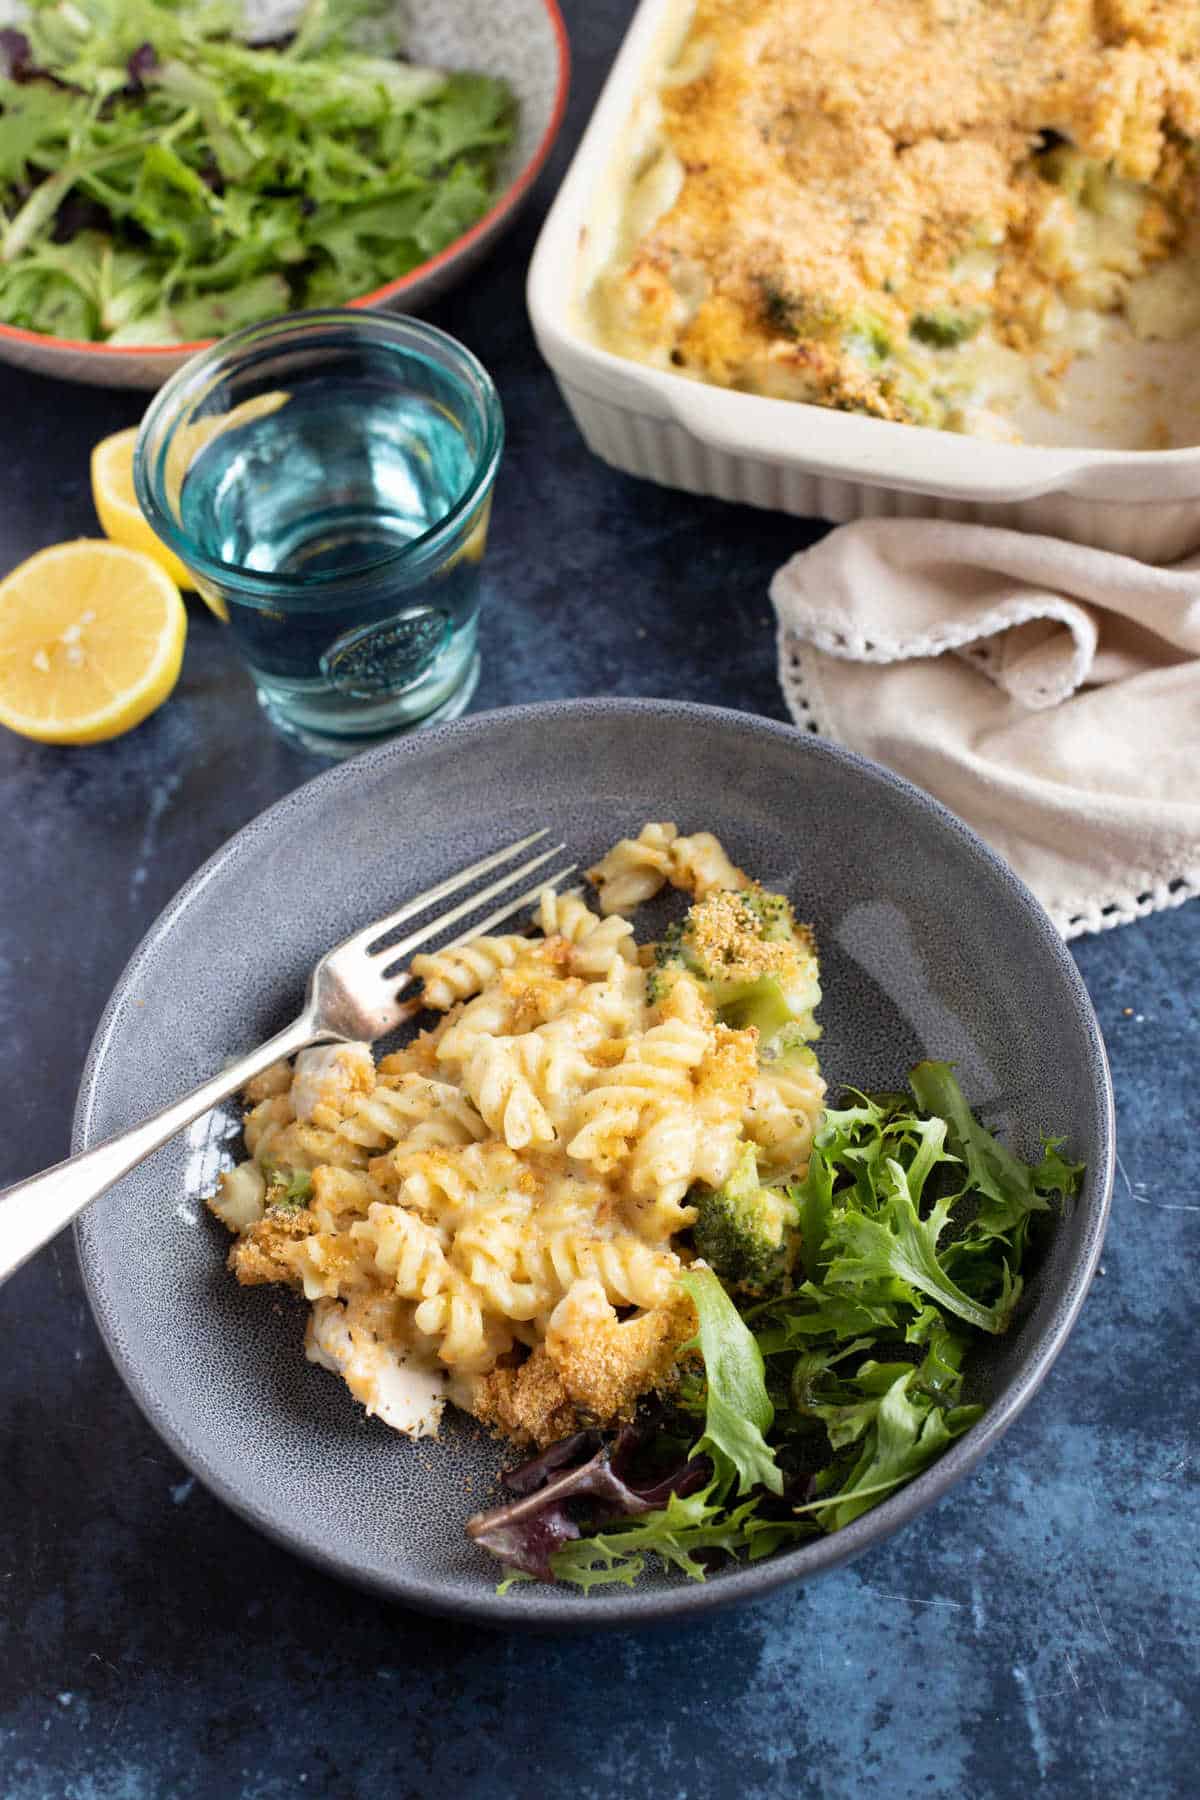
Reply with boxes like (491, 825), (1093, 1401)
(125, 43), (160, 91)
(0, 27), (34, 81)
(467, 1422), (711, 1582)
(1, 27), (76, 91)
(501, 1430), (603, 1498)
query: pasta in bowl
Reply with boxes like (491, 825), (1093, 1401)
(210, 824), (825, 1453)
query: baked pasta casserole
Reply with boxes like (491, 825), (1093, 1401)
(208, 826), (826, 1449)
(587, 0), (1200, 438)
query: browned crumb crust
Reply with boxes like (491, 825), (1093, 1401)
(469, 1348), (579, 1449)
(602, 0), (1200, 413)
(228, 1206), (316, 1287)
(468, 1289), (698, 1449)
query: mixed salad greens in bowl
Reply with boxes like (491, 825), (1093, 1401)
(0, 0), (565, 379)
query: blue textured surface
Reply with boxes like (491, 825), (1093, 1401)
(0, 2), (1197, 1793)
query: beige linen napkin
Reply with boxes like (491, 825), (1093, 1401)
(771, 519), (1200, 937)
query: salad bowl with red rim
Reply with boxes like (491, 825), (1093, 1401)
(0, 0), (569, 387)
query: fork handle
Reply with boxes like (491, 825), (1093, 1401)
(0, 1011), (329, 1289)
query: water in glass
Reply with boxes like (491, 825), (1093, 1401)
(181, 380), (486, 750)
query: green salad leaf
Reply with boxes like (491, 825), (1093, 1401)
(548, 1488), (765, 1593)
(808, 1368), (979, 1530)
(679, 1265), (783, 1498)
(823, 1159), (1021, 1334)
(910, 1058), (1080, 1247)
(0, 0), (516, 341)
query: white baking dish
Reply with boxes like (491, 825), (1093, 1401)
(528, 0), (1200, 560)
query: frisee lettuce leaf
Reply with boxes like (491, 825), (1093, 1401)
(809, 1370), (980, 1530)
(548, 1488), (764, 1593)
(823, 1159), (1021, 1334)
(0, 0), (516, 342)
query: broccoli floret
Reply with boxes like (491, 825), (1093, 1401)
(711, 892), (821, 1042)
(645, 920), (695, 1007)
(757, 279), (841, 341)
(734, 887), (797, 943)
(692, 1146), (797, 1293)
(878, 372), (953, 428)
(843, 309), (894, 365)
(709, 974), (796, 1038)
(648, 886), (823, 1044)
(910, 308), (982, 349)
(764, 1020), (821, 1067)
(262, 1163), (312, 1212)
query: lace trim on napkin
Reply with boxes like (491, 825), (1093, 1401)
(777, 593), (1096, 710)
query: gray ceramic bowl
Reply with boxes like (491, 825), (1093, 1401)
(73, 700), (1114, 1627)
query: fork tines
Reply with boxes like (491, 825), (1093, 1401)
(350, 830), (577, 979)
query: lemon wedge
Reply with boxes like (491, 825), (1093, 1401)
(93, 396), (290, 622)
(0, 540), (187, 744)
(92, 427), (198, 594)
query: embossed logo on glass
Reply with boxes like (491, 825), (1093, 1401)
(321, 608), (451, 700)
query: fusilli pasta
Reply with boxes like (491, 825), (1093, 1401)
(210, 824), (827, 1448)
(411, 934), (530, 1009)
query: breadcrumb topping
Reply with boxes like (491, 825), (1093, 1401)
(686, 889), (815, 986)
(468, 1281), (698, 1447)
(593, 0), (1200, 428)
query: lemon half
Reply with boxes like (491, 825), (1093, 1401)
(0, 540), (187, 744)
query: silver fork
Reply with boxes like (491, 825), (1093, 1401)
(0, 830), (576, 1289)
